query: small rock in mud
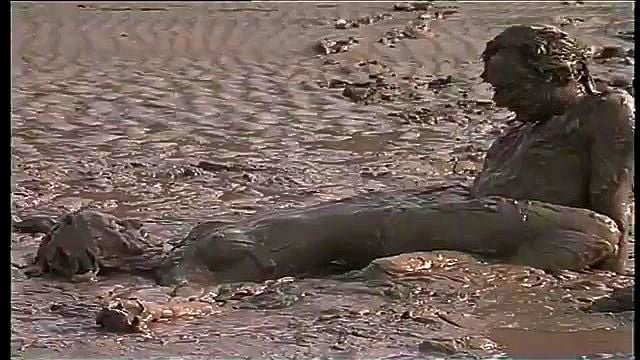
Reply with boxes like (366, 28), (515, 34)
(378, 21), (430, 47)
(428, 75), (453, 89)
(393, 2), (433, 12)
(334, 13), (393, 29)
(316, 37), (360, 55)
(562, 0), (584, 5)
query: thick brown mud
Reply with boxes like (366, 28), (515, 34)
(11, 2), (634, 358)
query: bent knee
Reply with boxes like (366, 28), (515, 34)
(512, 229), (617, 272)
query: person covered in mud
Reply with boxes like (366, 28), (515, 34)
(471, 24), (635, 274)
(12, 25), (634, 330)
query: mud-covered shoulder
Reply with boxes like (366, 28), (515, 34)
(573, 90), (635, 135)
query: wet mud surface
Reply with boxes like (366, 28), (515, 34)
(11, 2), (634, 359)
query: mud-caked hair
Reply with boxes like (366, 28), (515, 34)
(482, 24), (598, 95)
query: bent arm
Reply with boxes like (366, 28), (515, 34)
(582, 91), (635, 272)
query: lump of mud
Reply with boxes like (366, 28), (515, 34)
(322, 58), (341, 66)
(588, 285), (634, 313)
(593, 45), (630, 60)
(317, 59), (407, 104)
(378, 21), (430, 48)
(334, 13), (393, 29)
(340, 77), (403, 104)
(594, 76), (634, 96)
(388, 107), (440, 125)
(393, 2), (460, 22)
(342, 85), (388, 104)
(316, 37), (360, 55)
(616, 30), (634, 42)
(96, 299), (151, 333)
(12, 215), (56, 234)
(419, 335), (500, 357)
(350, 251), (485, 281)
(419, 338), (460, 355)
(393, 2), (434, 12)
(428, 75), (454, 89)
(557, 16), (585, 27)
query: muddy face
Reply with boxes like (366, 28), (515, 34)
(481, 48), (583, 122)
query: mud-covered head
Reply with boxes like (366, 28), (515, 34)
(481, 24), (598, 122)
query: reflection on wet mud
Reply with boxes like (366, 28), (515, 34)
(12, 1), (634, 358)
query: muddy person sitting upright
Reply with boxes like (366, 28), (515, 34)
(472, 25), (634, 273)
(13, 25), (634, 331)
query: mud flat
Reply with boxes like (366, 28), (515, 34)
(11, 2), (634, 358)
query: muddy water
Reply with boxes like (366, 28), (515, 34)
(11, 2), (634, 359)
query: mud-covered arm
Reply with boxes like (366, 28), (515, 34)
(471, 125), (526, 196)
(581, 91), (635, 272)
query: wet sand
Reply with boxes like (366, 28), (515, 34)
(11, 2), (634, 358)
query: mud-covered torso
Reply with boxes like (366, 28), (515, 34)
(472, 112), (590, 207)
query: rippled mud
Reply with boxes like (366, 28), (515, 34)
(11, 2), (634, 359)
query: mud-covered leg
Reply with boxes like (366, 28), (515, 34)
(510, 229), (618, 272)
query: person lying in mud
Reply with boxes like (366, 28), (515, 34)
(13, 25), (634, 330)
